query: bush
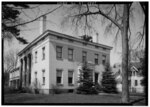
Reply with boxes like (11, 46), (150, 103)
(94, 83), (102, 92)
(51, 84), (62, 94)
(76, 84), (98, 95)
(4, 86), (19, 94)
(20, 87), (33, 93)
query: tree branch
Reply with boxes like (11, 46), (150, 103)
(98, 9), (122, 30)
(73, 7), (122, 30)
(6, 5), (63, 28)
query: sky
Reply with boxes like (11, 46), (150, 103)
(4, 3), (145, 66)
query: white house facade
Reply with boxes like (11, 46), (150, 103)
(11, 29), (112, 94)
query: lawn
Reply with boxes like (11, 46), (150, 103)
(4, 93), (146, 105)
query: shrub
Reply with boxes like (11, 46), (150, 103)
(4, 86), (19, 94)
(20, 87), (33, 93)
(94, 83), (102, 92)
(51, 84), (62, 94)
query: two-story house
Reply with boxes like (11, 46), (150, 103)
(15, 29), (112, 94)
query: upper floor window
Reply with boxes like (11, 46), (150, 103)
(56, 69), (63, 85)
(102, 55), (106, 65)
(68, 48), (73, 61)
(68, 70), (74, 85)
(42, 47), (45, 60)
(56, 46), (62, 59)
(35, 51), (37, 63)
(42, 69), (45, 85)
(95, 54), (99, 65)
(82, 51), (87, 63)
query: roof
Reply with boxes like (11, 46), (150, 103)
(130, 62), (142, 70)
(18, 30), (113, 56)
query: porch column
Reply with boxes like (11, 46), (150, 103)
(28, 54), (32, 85)
(22, 58), (25, 87)
(24, 57), (27, 87)
(19, 59), (23, 89)
(26, 54), (31, 86)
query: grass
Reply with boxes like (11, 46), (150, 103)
(4, 93), (146, 105)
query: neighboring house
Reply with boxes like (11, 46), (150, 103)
(9, 58), (20, 89)
(129, 62), (144, 93)
(112, 62), (144, 93)
(9, 67), (20, 89)
(12, 16), (112, 94)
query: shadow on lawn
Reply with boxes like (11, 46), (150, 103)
(130, 98), (145, 105)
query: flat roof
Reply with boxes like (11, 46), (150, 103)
(18, 30), (113, 56)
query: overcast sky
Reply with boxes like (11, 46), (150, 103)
(4, 3), (145, 66)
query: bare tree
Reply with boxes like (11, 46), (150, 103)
(4, 49), (19, 73)
(2, 3), (63, 44)
(61, 3), (146, 103)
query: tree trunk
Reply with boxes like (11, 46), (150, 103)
(121, 4), (130, 103)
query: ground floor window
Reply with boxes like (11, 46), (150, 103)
(42, 70), (45, 85)
(56, 69), (63, 85)
(68, 70), (74, 85)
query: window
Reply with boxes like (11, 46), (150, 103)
(35, 51), (37, 63)
(135, 80), (138, 86)
(102, 55), (106, 65)
(42, 70), (45, 85)
(82, 51), (87, 63)
(68, 48), (73, 61)
(56, 46), (62, 59)
(95, 54), (99, 65)
(42, 47), (45, 60)
(35, 72), (37, 85)
(68, 70), (74, 85)
(56, 69), (63, 85)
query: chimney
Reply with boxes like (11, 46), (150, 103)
(96, 33), (99, 43)
(40, 15), (47, 34)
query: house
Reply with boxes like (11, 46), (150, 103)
(129, 62), (144, 93)
(9, 57), (20, 89)
(112, 62), (144, 93)
(9, 16), (112, 94)
(9, 67), (20, 89)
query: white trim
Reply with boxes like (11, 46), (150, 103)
(18, 30), (112, 56)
